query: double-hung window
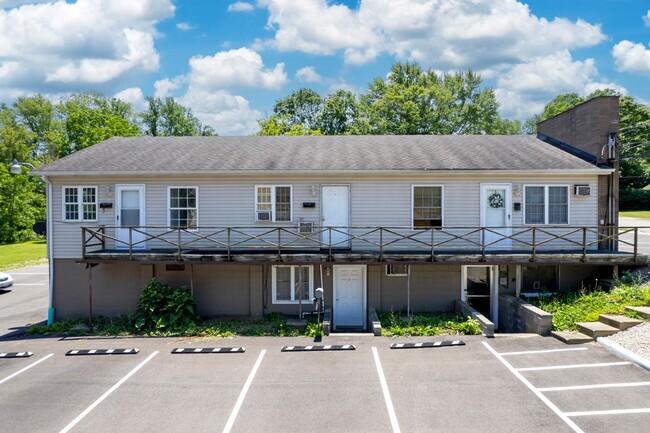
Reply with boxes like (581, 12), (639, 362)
(63, 186), (97, 222)
(169, 187), (198, 229)
(524, 185), (568, 224)
(412, 185), (443, 228)
(272, 265), (313, 303)
(256, 185), (292, 222)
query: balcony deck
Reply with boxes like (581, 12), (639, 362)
(80, 225), (648, 265)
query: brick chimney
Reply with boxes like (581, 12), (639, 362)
(537, 96), (620, 248)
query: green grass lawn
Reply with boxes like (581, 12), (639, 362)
(620, 210), (650, 219)
(0, 240), (47, 271)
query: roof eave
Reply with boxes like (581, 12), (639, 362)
(32, 168), (613, 177)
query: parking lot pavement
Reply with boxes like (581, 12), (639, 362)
(1, 334), (649, 433)
(0, 264), (49, 338)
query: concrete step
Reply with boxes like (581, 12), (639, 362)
(576, 321), (619, 338)
(598, 314), (643, 330)
(625, 306), (650, 320)
(550, 330), (594, 344)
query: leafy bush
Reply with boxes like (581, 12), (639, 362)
(531, 280), (650, 331)
(132, 279), (200, 333)
(379, 312), (482, 336)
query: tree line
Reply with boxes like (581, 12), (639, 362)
(1, 61), (649, 243)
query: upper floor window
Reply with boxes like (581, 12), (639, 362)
(63, 186), (97, 222)
(256, 185), (292, 222)
(524, 185), (568, 224)
(169, 187), (198, 229)
(412, 185), (443, 229)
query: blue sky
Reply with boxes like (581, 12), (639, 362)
(1, 0), (649, 135)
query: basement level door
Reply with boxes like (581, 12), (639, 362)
(461, 265), (498, 326)
(333, 265), (366, 330)
(116, 185), (145, 249)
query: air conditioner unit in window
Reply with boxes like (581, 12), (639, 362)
(299, 221), (314, 234)
(256, 211), (272, 221)
(574, 185), (591, 196)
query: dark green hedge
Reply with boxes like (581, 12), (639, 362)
(620, 189), (650, 210)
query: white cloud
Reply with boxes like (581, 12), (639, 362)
(180, 87), (261, 136)
(644, 10), (650, 26)
(154, 76), (186, 98)
(259, 0), (381, 64)
(45, 28), (159, 83)
(258, 0), (606, 68)
(612, 40), (650, 75)
(296, 66), (322, 83)
(495, 51), (604, 119)
(0, 0), (174, 93)
(176, 22), (196, 31)
(228, 2), (255, 13)
(188, 48), (287, 89)
(114, 87), (147, 111)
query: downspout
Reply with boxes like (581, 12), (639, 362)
(46, 177), (55, 324)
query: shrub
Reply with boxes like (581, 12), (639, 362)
(379, 311), (482, 336)
(132, 279), (200, 333)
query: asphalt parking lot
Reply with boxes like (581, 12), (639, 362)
(1, 334), (649, 433)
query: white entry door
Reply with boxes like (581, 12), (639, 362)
(116, 185), (145, 249)
(333, 265), (366, 330)
(480, 184), (511, 248)
(321, 185), (350, 248)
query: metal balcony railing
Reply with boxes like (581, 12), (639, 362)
(80, 224), (643, 263)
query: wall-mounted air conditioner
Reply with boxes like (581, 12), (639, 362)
(299, 222), (314, 234)
(256, 211), (272, 221)
(574, 185), (591, 196)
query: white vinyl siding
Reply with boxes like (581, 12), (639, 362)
(272, 265), (313, 304)
(63, 186), (97, 222)
(524, 185), (569, 225)
(256, 185), (292, 222)
(48, 176), (598, 259)
(168, 187), (198, 229)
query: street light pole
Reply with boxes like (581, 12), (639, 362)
(10, 158), (35, 175)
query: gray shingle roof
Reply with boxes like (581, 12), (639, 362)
(33, 135), (604, 175)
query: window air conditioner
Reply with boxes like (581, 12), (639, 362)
(299, 221), (314, 234)
(256, 211), (272, 221)
(574, 185), (591, 196)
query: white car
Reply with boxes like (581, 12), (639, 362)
(0, 272), (14, 289)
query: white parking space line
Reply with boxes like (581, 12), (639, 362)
(372, 347), (401, 433)
(222, 349), (266, 433)
(538, 381), (650, 392)
(59, 351), (159, 433)
(12, 284), (46, 286)
(482, 342), (585, 433)
(516, 361), (629, 372)
(0, 353), (54, 385)
(500, 348), (589, 356)
(564, 408), (650, 417)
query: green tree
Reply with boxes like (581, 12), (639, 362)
(357, 62), (503, 135)
(0, 107), (45, 243)
(13, 94), (65, 162)
(142, 96), (216, 136)
(319, 90), (358, 135)
(57, 93), (141, 156)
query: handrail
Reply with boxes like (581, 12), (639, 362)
(80, 225), (646, 262)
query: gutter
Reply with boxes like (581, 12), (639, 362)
(31, 168), (613, 177)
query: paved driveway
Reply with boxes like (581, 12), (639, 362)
(0, 264), (49, 339)
(1, 335), (648, 433)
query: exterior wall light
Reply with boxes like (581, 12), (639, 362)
(10, 158), (35, 174)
